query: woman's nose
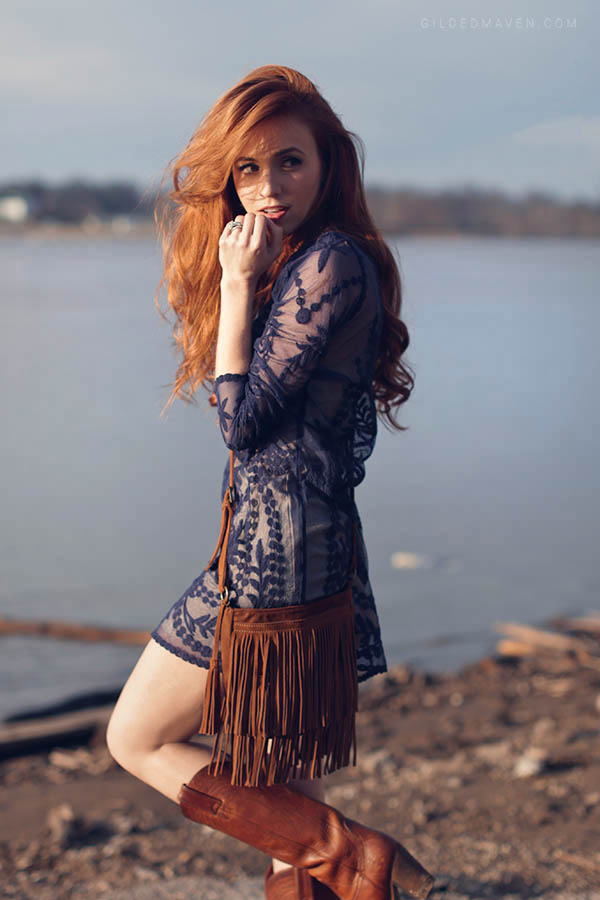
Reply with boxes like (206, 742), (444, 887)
(258, 168), (281, 197)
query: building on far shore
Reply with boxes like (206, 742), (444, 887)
(0, 194), (30, 224)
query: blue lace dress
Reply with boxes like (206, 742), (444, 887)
(151, 228), (388, 683)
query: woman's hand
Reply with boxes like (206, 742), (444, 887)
(218, 212), (283, 286)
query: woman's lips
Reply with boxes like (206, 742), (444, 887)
(260, 207), (289, 221)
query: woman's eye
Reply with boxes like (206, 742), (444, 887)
(237, 157), (302, 175)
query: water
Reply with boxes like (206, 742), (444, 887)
(1, 232), (598, 721)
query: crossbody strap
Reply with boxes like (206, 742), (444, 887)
(205, 449), (357, 601)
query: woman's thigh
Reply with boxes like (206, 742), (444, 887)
(107, 638), (342, 804)
(106, 638), (211, 760)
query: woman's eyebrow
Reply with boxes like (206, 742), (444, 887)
(235, 146), (306, 162)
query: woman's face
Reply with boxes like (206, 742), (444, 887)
(231, 115), (323, 236)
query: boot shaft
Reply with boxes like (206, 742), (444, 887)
(178, 764), (435, 900)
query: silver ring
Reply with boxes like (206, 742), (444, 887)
(228, 220), (243, 231)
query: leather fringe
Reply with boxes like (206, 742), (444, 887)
(199, 586), (358, 787)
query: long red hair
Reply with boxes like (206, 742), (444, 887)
(154, 64), (414, 431)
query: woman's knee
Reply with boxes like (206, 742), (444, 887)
(105, 638), (210, 770)
(105, 688), (158, 773)
(105, 706), (141, 773)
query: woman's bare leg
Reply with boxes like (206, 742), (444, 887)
(106, 637), (337, 875)
(106, 638), (215, 802)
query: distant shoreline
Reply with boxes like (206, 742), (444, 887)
(2, 180), (600, 238)
(1, 220), (598, 241)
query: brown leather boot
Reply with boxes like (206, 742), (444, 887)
(264, 863), (340, 898)
(178, 763), (435, 900)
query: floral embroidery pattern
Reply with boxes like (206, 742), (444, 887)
(151, 230), (387, 682)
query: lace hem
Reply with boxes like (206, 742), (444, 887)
(150, 629), (211, 669)
(358, 663), (387, 684)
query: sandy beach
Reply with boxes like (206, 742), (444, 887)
(1, 625), (600, 900)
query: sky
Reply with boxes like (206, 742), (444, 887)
(1, 0), (597, 202)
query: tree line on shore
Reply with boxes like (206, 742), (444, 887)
(1, 178), (599, 237)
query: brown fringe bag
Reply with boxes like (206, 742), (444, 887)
(198, 448), (359, 788)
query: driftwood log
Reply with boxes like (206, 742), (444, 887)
(0, 706), (115, 758)
(493, 622), (588, 651)
(551, 614), (600, 635)
(0, 616), (149, 645)
(494, 618), (600, 670)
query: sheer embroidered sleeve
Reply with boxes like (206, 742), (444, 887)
(213, 239), (366, 451)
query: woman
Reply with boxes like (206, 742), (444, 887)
(106, 64), (434, 900)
